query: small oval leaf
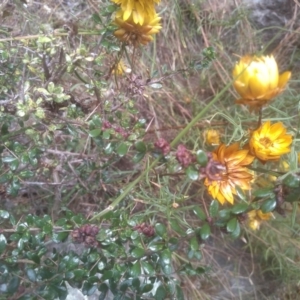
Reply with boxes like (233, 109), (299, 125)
(131, 247), (145, 259)
(260, 198), (277, 213)
(89, 128), (102, 138)
(227, 218), (238, 233)
(116, 143), (129, 157)
(186, 166), (198, 181)
(196, 150), (208, 166)
(200, 223), (211, 240)
(193, 206), (206, 221)
(209, 200), (219, 217)
(155, 223), (167, 237)
(231, 203), (248, 215)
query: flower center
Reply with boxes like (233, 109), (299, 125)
(259, 137), (273, 148)
(206, 159), (227, 181)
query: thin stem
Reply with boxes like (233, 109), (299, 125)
(257, 107), (263, 129)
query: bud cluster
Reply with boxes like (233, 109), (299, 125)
(71, 224), (100, 248)
(154, 138), (170, 155)
(176, 144), (194, 167)
(102, 120), (129, 138)
(133, 223), (155, 237)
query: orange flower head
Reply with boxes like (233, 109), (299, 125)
(233, 55), (291, 110)
(204, 129), (220, 146)
(111, 0), (160, 25)
(247, 209), (272, 230)
(249, 121), (293, 162)
(204, 143), (254, 205)
(114, 9), (161, 46)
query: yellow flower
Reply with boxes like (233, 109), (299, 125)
(111, 0), (160, 25)
(249, 121), (293, 162)
(247, 209), (272, 230)
(233, 55), (291, 110)
(204, 143), (254, 205)
(114, 9), (161, 46)
(204, 129), (220, 146)
(112, 60), (129, 76)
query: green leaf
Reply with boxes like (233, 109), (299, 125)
(7, 276), (20, 294)
(160, 249), (172, 265)
(116, 143), (129, 157)
(130, 261), (141, 277)
(104, 143), (113, 155)
(196, 150), (208, 166)
(155, 285), (167, 300)
(99, 283), (109, 293)
(7, 177), (21, 196)
(209, 200), (219, 217)
(73, 269), (86, 280)
(82, 282), (97, 296)
(283, 173), (300, 188)
(175, 284), (185, 300)
(186, 165), (198, 181)
(162, 264), (172, 275)
(226, 218), (238, 233)
(170, 219), (185, 235)
(189, 236), (199, 251)
(148, 241), (164, 252)
(285, 187), (300, 202)
(0, 173), (11, 183)
(0, 234), (7, 254)
(132, 278), (140, 290)
(8, 158), (19, 171)
(231, 203), (248, 215)
(0, 210), (9, 219)
(155, 223), (167, 237)
(26, 268), (37, 282)
(90, 115), (102, 128)
(141, 283), (153, 293)
(2, 156), (18, 163)
(168, 237), (179, 251)
(141, 261), (155, 275)
(119, 280), (130, 292)
(102, 270), (114, 280)
(193, 206), (206, 221)
(235, 186), (247, 201)
(231, 222), (241, 239)
(132, 152), (145, 163)
(18, 238), (24, 250)
(102, 129), (111, 140)
(131, 247), (145, 259)
(89, 128), (102, 138)
(218, 209), (231, 219)
(19, 170), (34, 179)
(98, 261), (106, 271)
(260, 198), (277, 213)
(135, 141), (147, 152)
(21, 153), (30, 164)
(186, 249), (195, 260)
(52, 231), (69, 243)
(253, 187), (274, 198)
(200, 223), (211, 240)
